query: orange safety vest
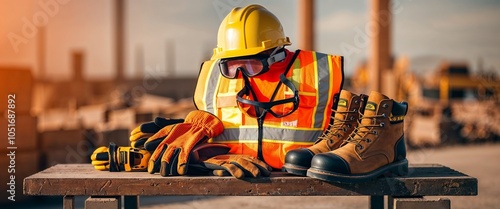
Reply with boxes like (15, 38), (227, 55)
(194, 50), (344, 169)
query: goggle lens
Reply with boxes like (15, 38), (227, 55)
(222, 59), (264, 78)
(218, 49), (286, 79)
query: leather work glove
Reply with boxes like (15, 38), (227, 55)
(129, 117), (184, 148)
(183, 142), (232, 175)
(203, 154), (273, 179)
(91, 142), (151, 172)
(144, 110), (224, 176)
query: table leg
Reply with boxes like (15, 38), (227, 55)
(388, 196), (394, 209)
(124, 196), (140, 209)
(370, 195), (384, 209)
(63, 195), (75, 209)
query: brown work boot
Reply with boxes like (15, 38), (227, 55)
(307, 91), (408, 183)
(282, 90), (367, 176)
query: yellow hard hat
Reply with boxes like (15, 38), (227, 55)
(212, 4), (291, 60)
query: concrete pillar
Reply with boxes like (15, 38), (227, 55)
(298, 0), (314, 51)
(135, 44), (144, 79)
(369, 0), (392, 94)
(72, 51), (84, 82)
(37, 26), (46, 81)
(166, 40), (176, 77)
(114, 0), (125, 83)
(71, 51), (87, 107)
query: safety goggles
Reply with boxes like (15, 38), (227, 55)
(218, 48), (286, 79)
(236, 74), (299, 119)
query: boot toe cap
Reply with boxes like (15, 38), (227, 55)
(284, 148), (315, 168)
(310, 153), (351, 174)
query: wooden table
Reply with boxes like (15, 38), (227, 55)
(24, 164), (477, 209)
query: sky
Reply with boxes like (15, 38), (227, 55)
(1, 0), (499, 80)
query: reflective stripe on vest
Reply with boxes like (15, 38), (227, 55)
(214, 127), (324, 143)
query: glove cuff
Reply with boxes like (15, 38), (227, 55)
(184, 110), (224, 138)
(108, 142), (120, 172)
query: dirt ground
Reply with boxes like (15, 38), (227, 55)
(6, 143), (500, 209)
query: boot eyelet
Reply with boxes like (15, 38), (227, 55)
(380, 122), (385, 127)
(350, 116), (355, 120)
(373, 130), (378, 135)
(366, 139), (371, 143)
(383, 103), (389, 108)
(347, 124), (351, 128)
(382, 113), (386, 118)
(354, 100), (359, 104)
(358, 145), (364, 150)
(343, 127), (347, 132)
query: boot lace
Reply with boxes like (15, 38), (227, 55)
(317, 109), (357, 143)
(345, 113), (386, 149)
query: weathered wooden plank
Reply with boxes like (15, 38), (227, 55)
(24, 164), (477, 197)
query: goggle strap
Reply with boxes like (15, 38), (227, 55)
(108, 142), (120, 172)
(267, 50), (286, 65)
(236, 74), (299, 111)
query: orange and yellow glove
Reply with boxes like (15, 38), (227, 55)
(129, 117), (184, 148)
(144, 110), (224, 176)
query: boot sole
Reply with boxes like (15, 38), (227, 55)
(282, 163), (308, 176)
(306, 159), (409, 183)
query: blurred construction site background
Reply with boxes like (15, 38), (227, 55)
(1, 0), (499, 205)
